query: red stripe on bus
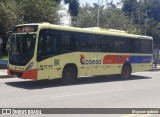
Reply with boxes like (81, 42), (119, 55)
(22, 69), (37, 80)
(7, 69), (37, 80)
(103, 55), (130, 64)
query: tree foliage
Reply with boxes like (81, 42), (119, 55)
(0, 0), (60, 34)
(72, 3), (97, 27)
(146, 0), (160, 22)
(0, 0), (23, 54)
(73, 3), (140, 34)
(122, 0), (138, 17)
(64, 0), (79, 16)
(22, 0), (60, 23)
(122, 0), (160, 47)
(54, 0), (79, 16)
(0, 0), (60, 54)
(0, 0), (21, 36)
(73, 0), (160, 47)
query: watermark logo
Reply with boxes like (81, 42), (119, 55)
(1, 109), (42, 115)
(2, 109), (11, 114)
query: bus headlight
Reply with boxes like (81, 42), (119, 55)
(25, 62), (33, 71)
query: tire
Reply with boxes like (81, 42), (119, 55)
(121, 65), (131, 80)
(62, 66), (77, 84)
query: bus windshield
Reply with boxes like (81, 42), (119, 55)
(9, 34), (36, 66)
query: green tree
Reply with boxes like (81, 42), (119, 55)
(17, 0), (60, 24)
(145, 0), (160, 22)
(73, 3), (140, 34)
(0, 0), (60, 55)
(142, 0), (160, 47)
(122, 0), (160, 47)
(122, 0), (138, 17)
(64, 0), (79, 16)
(72, 3), (97, 27)
(0, 0), (22, 55)
(62, 0), (80, 24)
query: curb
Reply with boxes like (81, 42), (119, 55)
(150, 68), (160, 71)
(0, 75), (12, 78)
(0, 69), (11, 78)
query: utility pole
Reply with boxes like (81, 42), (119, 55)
(94, 0), (100, 27)
(144, 10), (149, 36)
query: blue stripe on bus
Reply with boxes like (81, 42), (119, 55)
(129, 56), (152, 63)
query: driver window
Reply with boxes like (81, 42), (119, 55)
(37, 29), (58, 61)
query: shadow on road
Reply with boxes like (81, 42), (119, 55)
(5, 75), (151, 90)
(0, 75), (12, 78)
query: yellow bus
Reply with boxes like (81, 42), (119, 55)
(8, 23), (153, 83)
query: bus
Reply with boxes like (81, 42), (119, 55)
(7, 23), (153, 83)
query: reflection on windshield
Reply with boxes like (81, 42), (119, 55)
(9, 34), (36, 66)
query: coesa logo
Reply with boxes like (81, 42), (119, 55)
(80, 55), (101, 65)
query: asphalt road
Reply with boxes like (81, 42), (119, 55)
(0, 69), (160, 117)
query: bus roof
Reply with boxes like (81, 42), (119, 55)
(16, 23), (153, 40)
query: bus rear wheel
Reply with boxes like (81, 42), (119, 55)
(62, 66), (77, 84)
(121, 65), (131, 80)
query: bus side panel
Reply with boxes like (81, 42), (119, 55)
(132, 64), (152, 73)
(93, 53), (114, 76)
(36, 54), (153, 80)
(37, 56), (61, 80)
(59, 52), (93, 77)
(97, 53), (130, 75)
(131, 55), (153, 73)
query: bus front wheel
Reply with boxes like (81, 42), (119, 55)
(62, 66), (77, 84)
(121, 65), (131, 80)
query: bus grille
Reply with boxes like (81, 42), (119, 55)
(10, 71), (23, 78)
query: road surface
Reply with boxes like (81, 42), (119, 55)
(0, 69), (160, 117)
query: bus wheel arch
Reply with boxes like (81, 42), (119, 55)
(62, 63), (78, 84)
(121, 63), (132, 79)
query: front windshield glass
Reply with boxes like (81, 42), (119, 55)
(9, 34), (36, 66)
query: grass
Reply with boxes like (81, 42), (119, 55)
(0, 55), (8, 60)
(0, 51), (8, 60)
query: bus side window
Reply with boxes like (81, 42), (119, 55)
(38, 37), (45, 54)
(98, 36), (109, 52)
(129, 39), (135, 53)
(109, 38), (116, 52)
(69, 33), (77, 52)
(88, 35), (97, 52)
(76, 33), (89, 52)
(45, 36), (52, 54)
(134, 40), (141, 53)
(141, 40), (152, 54)
(60, 31), (71, 53)
(114, 37), (125, 53)
(38, 29), (58, 59)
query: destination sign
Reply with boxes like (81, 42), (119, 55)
(13, 25), (38, 33)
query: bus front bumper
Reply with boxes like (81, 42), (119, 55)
(7, 69), (37, 80)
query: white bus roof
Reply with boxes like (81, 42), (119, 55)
(15, 23), (153, 40)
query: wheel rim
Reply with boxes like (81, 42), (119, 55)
(65, 71), (73, 80)
(62, 67), (77, 84)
